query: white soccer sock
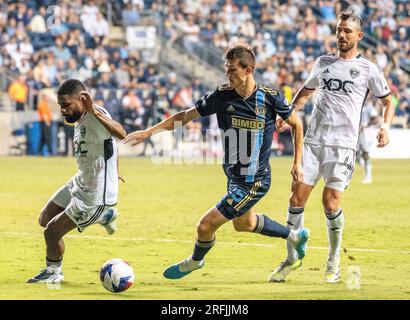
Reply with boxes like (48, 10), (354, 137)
(286, 207), (304, 263)
(286, 229), (299, 244)
(325, 208), (344, 260)
(179, 256), (203, 272)
(364, 160), (372, 179)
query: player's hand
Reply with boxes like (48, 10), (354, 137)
(376, 128), (389, 148)
(80, 91), (96, 115)
(123, 130), (149, 146)
(291, 163), (304, 184)
(275, 118), (290, 133)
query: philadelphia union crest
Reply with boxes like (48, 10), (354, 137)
(255, 106), (266, 116)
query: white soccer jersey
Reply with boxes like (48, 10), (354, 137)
(304, 54), (390, 150)
(71, 105), (118, 206)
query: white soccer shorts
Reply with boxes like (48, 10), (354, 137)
(302, 143), (356, 192)
(50, 180), (114, 230)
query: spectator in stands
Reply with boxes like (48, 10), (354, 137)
(182, 14), (200, 55)
(291, 45), (306, 67)
(97, 72), (116, 89)
(19, 35), (34, 60)
(121, 90), (144, 133)
(319, 0), (337, 24)
(28, 6), (47, 33)
(8, 74), (28, 111)
(375, 45), (389, 70)
(114, 61), (131, 89)
(105, 89), (122, 122)
(44, 54), (58, 86)
(91, 12), (109, 45)
(262, 65), (278, 87)
(122, 3), (140, 26)
(51, 37), (72, 62)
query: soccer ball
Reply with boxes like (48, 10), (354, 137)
(100, 258), (135, 293)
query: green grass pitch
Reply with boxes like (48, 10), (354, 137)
(0, 156), (409, 299)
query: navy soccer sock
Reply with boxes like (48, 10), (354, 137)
(253, 214), (290, 239)
(192, 238), (216, 261)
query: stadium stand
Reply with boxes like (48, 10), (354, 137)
(0, 0), (409, 156)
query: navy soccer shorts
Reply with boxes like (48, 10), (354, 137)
(216, 175), (271, 220)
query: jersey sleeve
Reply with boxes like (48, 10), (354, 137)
(304, 57), (321, 89)
(272, 91), (294, 121)
(91, 106), (113, 139)
(195, 89), (220, 117)
(368, 63), (390, 98)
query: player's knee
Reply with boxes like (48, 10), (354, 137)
(196, 219), (213, 237)
(44, 224), (59, 242)
(323, 201), (339, 214)
(39, 210), (49, 228)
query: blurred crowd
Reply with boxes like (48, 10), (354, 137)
(1, 0), (409, 136)
(161, 0), (410, 127)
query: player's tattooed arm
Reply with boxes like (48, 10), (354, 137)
(80, 91), (126, 140)
(377, 94), (394, 148)
(285, 111), (304, 184)
(124, 107), (201, 147)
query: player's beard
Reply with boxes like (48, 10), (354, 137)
(64, 111), (83, 124)
(337, 41), (355, 52)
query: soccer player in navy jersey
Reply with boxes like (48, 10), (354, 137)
(124, 44), (309, 280)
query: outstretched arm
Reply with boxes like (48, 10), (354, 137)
(276, 87), (316, 132)
(80, 91), (126, 140)
(376, 94), (394, 148)
(123, 107), (201, 146)
(284, 110), (304, 184)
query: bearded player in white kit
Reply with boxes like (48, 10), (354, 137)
(27, 79), (126, 284)
(270, 10), (395, 283)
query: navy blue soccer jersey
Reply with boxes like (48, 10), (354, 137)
(195, 83), (294, 183)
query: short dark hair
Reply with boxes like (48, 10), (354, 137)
(57, 79), (86, 96)
(338, 9), (363, 31)
(224, 44), (256, 70)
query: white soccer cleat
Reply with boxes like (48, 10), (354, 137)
(361, 177), (372, 184)
(27, 267), (64, 284)
(325, 256), (341, 283)
(268, 259), (302, 282)
(101, 208), (119, 235)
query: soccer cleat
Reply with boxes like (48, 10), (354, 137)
(268, 259), (302, 282)
(361, 177), (372, 184)
(325, 256), (341, 283)
(27, 268), (64, 284)
(163, 257), (204, 280)
(294, 228), (310, 260)
(101, 208), (119, 235)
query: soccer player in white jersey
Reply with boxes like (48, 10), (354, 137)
(358, 101), (380, 184)
(27, 79), (126, 284)
(270, 10), (395, 283)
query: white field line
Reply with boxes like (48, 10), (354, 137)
(1, 231), (410, 255)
